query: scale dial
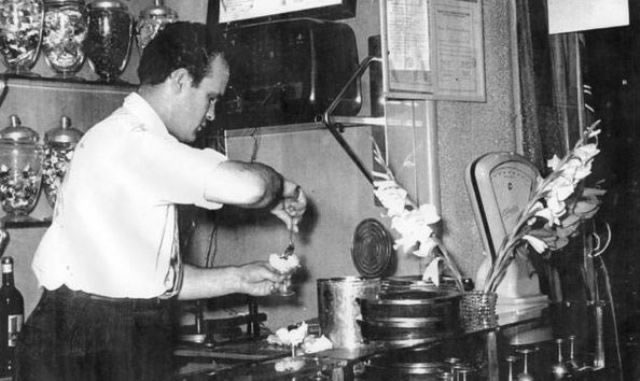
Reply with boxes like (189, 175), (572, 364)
(489, 164), (537, 239)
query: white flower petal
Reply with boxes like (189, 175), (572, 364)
(422, 257), (443, 286)
(547, 155), (562, 171)
(523, 235), (548, 253)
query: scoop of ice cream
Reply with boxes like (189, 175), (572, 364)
(302, 335), (334, 354)
(274, 357), (305, 372)
(275, 322), (308, 346)
(269, 253), (300, 274)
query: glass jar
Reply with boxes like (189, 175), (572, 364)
(0, 0), (44, 75)
(42, 0), (87, 78)
(0, 115), (43, 221)
(42, 115), (81, 208)
(135, 0), (177, 52)
(84, 0), (132, 83)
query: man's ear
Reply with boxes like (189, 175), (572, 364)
(169, 68), (193, 92)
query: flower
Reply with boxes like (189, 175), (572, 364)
(371, 141), (464, 291)
(481, 121), (606, 293)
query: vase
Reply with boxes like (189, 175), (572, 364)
(459, 290), (498, 331)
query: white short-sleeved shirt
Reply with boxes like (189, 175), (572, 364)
(32, 93), (227, 298)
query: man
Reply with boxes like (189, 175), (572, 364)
(15, 22), (307, 381)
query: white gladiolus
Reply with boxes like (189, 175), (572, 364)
(523, 235), (548, 254)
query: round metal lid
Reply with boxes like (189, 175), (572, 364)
(140, 0), (177, 18)
(0, 115), (39, 143)
(86, 0), (127, 11)
(44, 0), (84, 5)
(45, 116), (83, 145)
(351, 218), (394, 278)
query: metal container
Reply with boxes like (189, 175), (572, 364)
(359, 289), (461, 322)
(358, 278), (462, 345)
(364, 346), (448, 380)
(358, 317), (448, 343)
(317, 276), (380, 349)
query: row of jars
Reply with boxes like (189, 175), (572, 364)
(0, 0), (178, 82)
(0, 114), (82, 221)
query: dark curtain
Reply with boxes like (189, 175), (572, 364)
(516, 0), (582, 171)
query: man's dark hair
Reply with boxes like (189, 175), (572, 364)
(138, 21), (227, 87)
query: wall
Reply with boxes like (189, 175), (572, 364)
(437, 0), (518, 279)
(211, 0), (519, 330)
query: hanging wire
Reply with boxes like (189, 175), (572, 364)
(596, 253), (624, 381)
(249, 126), (261, 163)
(590, 222), (612, 258)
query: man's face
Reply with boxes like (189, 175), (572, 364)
(171, 55), (229, 143)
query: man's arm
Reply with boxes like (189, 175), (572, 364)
(205, 160), (308, 230)
(178, 262), (284, 300)
(204, 160), (284, 208)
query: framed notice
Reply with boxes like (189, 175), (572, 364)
(380, 0), (434, 97)
(210, 0), (356, 25)
(380, 0), (486, 102)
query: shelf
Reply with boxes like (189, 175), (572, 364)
(1, 74), (137, 95)
(3, 216), (52, 229)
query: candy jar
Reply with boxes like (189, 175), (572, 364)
(135, 0), (177, 52)
(0, 115), (43, 221)
(84, 0), (132, 83)
(42, 116), (82, 208)
(42, 0), (87, 78)
(0, 0), (45, 75)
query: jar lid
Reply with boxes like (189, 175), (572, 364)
(45, 116), (83, 144)
(140, 0), (177, 18)
(0, 115), (39, 143)
(44, 0), (84, 4)
(87, 0), (127, 11)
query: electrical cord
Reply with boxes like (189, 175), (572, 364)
(597, 254), (623, 381)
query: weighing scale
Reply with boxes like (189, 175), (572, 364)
(466, 152), (549, 323)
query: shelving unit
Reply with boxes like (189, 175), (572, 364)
(0, 74), (136, 231)
(3, 217), (52, 230)
(0, 74), (137, 95)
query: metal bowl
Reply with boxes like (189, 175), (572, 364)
(363, 346), (447, 380)
(358, 317), (450, 342)
(358, 289), (461, 321)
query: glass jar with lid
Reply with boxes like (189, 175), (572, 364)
(0, 115), (43, 221)
(42, 115), (82, 208)
(42, 0), (87, 78)
(135, 0), (177, 52)
(84, 0), (132, 83)
(0, 0), (45, 75)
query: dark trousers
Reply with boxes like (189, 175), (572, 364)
(15, 286), (178, 381)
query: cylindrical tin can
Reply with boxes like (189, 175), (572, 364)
(317, 276), (379, 349)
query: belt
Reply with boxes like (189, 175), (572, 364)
(50, 286), (169, 311)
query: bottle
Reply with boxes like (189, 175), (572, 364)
(0, 256), (24, 377)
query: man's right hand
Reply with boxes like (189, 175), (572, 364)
(271, 180), (307, 232)
(236, 261), (285, 296)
